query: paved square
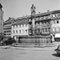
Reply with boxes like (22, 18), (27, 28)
(0, 45), (60, 60)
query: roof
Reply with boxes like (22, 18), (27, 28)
(15, 10), (60, 20)
(4, 10), (60, 26)
(16, 15), (31, 20)
(51, 17), (60, 20)
(12, 19), (29, 25)
(34, 10), (60, 17)
(4, 17), (15, 23)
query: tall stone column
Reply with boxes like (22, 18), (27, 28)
(32, 18), (35, 35)
(31, 4), (36, 35)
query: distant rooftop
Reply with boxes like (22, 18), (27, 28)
(16, 10), (60, 20)
(4, 17), (15, 23)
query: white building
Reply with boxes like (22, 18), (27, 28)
(51, 13), (60, 41)
(11, 17), (29, 40)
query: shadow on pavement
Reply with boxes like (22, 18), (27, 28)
(52, 53), (60, 57)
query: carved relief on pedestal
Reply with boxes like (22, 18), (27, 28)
(41, 21), (50, 34)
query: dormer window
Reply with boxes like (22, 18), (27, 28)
(53, 14), (55, 17)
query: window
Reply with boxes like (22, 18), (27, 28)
(19, 30), (21, 33)
(22, 29), (24, 32)
(44, 16), (48, 19)
(50, 14), (53, 18)
(13, 30), (15, 33)
(23, 24), (24, 27)
(25, 29), (27, 32)
(40, 17), (43, 20)
(25, 24), (27, 27)
(16, 30), (18, 33)
(24, 24), (25, 27)
(15, 25), (16, 27)
(45, 28), (47, 32)
(13, 25), (15, 28)
(16, 25), (18, 27)
(57, 20), (59, 23)
(53, 14), (55, 17)
(38, 22), (40, 24)
(56, 13), (60, 17)
(53, 27), (55, 32)
(35, 28), (40, 35)
(12, 26), (13, 28)
(42, 28), (46, 32)
(21, 24), (22, 27)
(29, 19), (31, 22)
(19, 25), (21, 27)
(54, 20), (57, 24)
(39, 22), (42, 25)
(18, 25), (19, 27)
(56, 27), (59, 32)
(36, 22), (39, 26)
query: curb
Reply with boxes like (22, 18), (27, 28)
(11, 43), (56, 48)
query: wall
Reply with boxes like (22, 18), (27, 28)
(18, 36), (51, 43)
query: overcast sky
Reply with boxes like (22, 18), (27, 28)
(0, 0), (60, 21)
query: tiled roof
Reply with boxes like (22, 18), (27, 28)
(4, 10), (60, 25)
(16, 15), (31, 20)
(34, 10), (60, 17)
(15, 10), (60, 20)
(12, 19), (29, 25)
(4, 17), (15, 23)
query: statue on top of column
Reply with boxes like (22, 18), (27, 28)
(31, 4), (36, 16)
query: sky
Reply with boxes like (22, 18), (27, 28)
(0, 0), (60, 21)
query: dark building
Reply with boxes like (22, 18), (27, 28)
(0, 3), (4, 34)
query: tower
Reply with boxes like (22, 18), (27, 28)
(0, 3), (4, 34)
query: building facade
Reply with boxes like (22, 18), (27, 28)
(0, 3), (4, 34)
(11, 17), (29, 40)
(3, 17), (15, 37)
(11, 4), (50, 43)
(51, 14), (60, 41)
(4, 4), (60, 43)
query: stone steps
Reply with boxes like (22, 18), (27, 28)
(12, 43), (55, 48)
